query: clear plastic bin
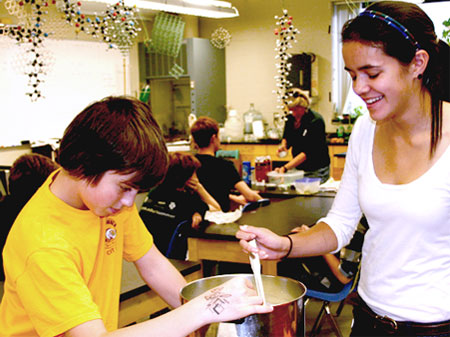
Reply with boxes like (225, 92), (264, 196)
(266, 170), (304, 185)
(294, 177), (321, 194)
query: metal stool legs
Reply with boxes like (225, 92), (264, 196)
(309, 300), (343, 337)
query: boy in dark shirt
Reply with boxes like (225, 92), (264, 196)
(190, 116), (261, 212)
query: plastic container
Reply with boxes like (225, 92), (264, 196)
(294, 177), (321, 194)
(251, 105), (265, 139)
(243, 103), (255, 141)
(223, 109), (243, 141)
(267, 170), (304, 185)
(242, 161), (251, 186)
(255, 156), (272, 182)
(243, 103), (265, 141)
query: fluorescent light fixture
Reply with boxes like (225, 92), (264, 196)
(183, 0), (232, 8)
(85, 0), (239, 18)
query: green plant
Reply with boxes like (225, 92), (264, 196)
(443, 18), (450, 44)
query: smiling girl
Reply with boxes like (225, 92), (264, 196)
(237, 2), (450, 336)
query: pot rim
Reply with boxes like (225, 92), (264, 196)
(180, 273), (307, 307)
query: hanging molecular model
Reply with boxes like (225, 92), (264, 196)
(101, 1), (141, 56)
(273, 9), (300, 113)
(59, 0), (103, 37)
(144, 12), (185, 79)
(210, 27), (231, 49)
(60, 0), (141, 57)
(2, 0), (57, 100)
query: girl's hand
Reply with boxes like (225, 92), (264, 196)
(186, 172), (200, 192)
(236, 225), (291, 260)
(191, 212), (203, 229)
(290, 224), (310, 233)
(277, 143), (288, 154)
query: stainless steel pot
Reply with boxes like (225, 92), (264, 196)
(181, 274), (306, 337)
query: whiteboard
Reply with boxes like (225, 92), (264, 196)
(0, 37), (127, 146)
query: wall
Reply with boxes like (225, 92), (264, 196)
(198, 0), (334, 131)
(0, 5), (199, 146)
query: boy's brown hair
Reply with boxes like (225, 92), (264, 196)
(57, 96), (168, 191)
(190, 116), (219, 149)
(162, 152), (201, 190)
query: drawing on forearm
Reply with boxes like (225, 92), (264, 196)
(205, 287), (232, 315)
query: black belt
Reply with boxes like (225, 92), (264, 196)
(356, 295), (450, 335)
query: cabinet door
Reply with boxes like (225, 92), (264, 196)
(328, 145), (348, 180)
(221, 144), (257, 165)
(221, 144), (292, 166)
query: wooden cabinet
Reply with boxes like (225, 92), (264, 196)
(220, 143), (292, 166)
(328, 145), (348, 180)
(221, 143), (348, 180)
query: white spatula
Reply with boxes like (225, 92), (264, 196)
(248, 239), (266, 305)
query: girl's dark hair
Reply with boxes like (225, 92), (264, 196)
(342, 1), (450, 156)
(9, 153), (59, 202)
(161, 152), (201, 190)
(57, 96), (168, 191)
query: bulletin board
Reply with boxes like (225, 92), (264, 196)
(0, 37), (127, 146)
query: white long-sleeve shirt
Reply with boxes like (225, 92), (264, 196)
(319, 113), (450, 322)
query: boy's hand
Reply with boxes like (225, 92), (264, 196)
(232, 194), (248, 206)
(197, 277), (273, 325)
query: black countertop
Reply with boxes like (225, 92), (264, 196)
(193, 195), (334, 240)
(220, 134), (348, 146)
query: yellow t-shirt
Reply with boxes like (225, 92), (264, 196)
(0, 170), (153, 337)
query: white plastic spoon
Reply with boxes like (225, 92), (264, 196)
(248, 239), (266, 305)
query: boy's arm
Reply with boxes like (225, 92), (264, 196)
(66, 278), (272, 337)
(234, 181), (262, 203)
(134, 245), (187, 308)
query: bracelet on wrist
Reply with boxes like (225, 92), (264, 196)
(281, 234), (293, 260)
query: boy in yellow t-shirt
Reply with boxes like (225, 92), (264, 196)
(0, 96), (271, 337)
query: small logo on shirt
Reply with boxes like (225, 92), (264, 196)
(105, 218), (117, 255)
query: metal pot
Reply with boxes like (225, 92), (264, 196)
(181, 274), (306, 337)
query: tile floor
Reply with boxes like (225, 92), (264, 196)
(304, 296), (354, 337)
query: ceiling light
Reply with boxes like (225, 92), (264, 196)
(84, 0), (239, 18)
(183, 0), (233, 8)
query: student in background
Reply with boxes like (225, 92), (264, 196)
(238, 2), (450, 335)
(0, 153), (59, 281)
(275, 88), (330, 184)
(190, 116), (261, 212)
(0, 96), (272, 337)
(139, 152), (220, 259)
